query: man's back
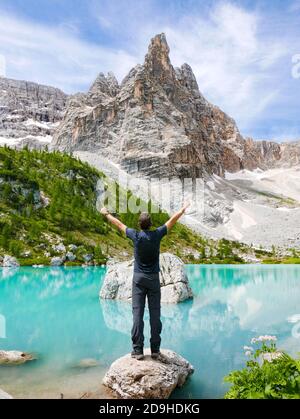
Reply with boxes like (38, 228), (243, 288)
(126, 225), (167, 274)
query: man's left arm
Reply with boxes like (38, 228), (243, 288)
(100, 207), (127, 234)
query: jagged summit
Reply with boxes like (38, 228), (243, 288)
(51, 33), (300, 177)
(89, 71), (119, 97)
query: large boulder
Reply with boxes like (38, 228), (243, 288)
(0, 389), (13, 399)
(0, 350), (35, 365)
(100, 253), (193, 304)
(50, 256), (65, 266)
(2, 255), (20, 268)
(103, 349), (194, 399)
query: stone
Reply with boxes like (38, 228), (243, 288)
(2, 255), (20, 268)
(0, 389), (13, 399)
(100, 253), (193, 304)
(103, 349), (194, 399)
(52, 243), (66, 253)
(76, 358), (99, 368)
(50, 256), (65, 266)
(0, 350), (35, 365)
(83, 254), (93, 262)
(66, 251), (76, 261)
(68, 244), (78, 252)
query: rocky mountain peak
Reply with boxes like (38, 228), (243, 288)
(51, 33), (300, 178)
(144, 33), (175, 87)
(89, 71), (119, 97)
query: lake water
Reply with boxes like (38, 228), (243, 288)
(0, 265), (299, 399)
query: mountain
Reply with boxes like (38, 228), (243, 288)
(51, 33), (300, 177)
(0, 76), (67, 149)
(1, 146), (265, 266)
(0, 34), (299, 250)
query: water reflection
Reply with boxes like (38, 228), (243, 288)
(0, 265), (299, 399)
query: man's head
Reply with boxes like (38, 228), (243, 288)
(139, 212), (152, 230)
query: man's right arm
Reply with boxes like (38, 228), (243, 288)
(100, 207), (127, 234)
(165, 202), (190, 231)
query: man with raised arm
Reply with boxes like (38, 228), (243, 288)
(100, 203), (190, 360)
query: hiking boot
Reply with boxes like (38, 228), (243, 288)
(131, 350), (144, 360)
(151, 351), (161, 360)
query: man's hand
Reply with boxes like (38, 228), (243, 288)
(165, 201), (191, 231)
(100, 207), (110, 216)
(182, 201), (191, 213)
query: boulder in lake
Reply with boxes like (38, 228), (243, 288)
(0, 389), (13, 399)
(103, 349), (194, 399)
(2, 255), (20, 268)
(0, 350), (35, 365)
(100, 253), (193, 303)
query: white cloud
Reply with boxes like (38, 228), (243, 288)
(0, 1), (298, 140)
(0, 12), (138, 93)
(160, 2), (288, 132)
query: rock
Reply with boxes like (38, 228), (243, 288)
(21, 250), (31, 258)
(76, 358), (99, 368)
(68, 244), (78, 252)
(0, 389), (13, 399)
(2, 255), (20, 268)
(50, 256), (65, 266)
(100, 253), (193, 304)
(0, 350), (35, 365)
(66, 251), (76, 261)
(83, 254), (93, 262)
(103, 349), (194, 399)
(52, 243), (66, 253)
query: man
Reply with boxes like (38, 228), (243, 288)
(100, 203), (190, 360)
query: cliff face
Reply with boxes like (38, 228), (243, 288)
(0, 77), (67, 149)
(50, 33), (299, 178)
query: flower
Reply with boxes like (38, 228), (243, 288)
(251, 335), (277, 344)
(243, 346), (254, 351)
(245, 351), (252, 357)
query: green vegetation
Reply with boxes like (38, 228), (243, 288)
(0, 146), (295, 266)
(224, 337), (300, 399)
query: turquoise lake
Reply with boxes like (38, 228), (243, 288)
(0, 265), (299, 399)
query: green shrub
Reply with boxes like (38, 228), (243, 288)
(224, 337), (300, 399)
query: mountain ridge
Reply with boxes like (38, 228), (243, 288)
(50, 33), (300, 177)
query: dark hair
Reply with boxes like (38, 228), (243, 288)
(139, 212), (152, 230)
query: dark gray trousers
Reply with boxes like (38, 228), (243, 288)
(131, 273), (162, 353)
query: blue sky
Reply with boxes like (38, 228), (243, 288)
(0, 0), (299, 140)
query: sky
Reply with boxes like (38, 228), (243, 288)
(0, 0), (299, 141)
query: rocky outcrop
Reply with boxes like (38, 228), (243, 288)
(0, 389), (13, 399)
(103, 349), (194, 399)
(0, 350), (35, 365)
(100, 253), (193, 304)
(50, 256), (65, 266)
(51, 33), (300, 177)
(2, 255), (20, 268)
(0, 76), (67, 149)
